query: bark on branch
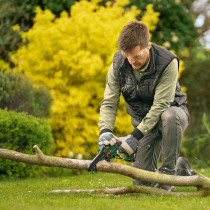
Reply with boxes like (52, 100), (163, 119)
(0, 145), (210, 196)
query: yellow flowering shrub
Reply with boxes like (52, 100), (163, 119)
(12, 0), (159, 158)
(0, 59), (10, 71)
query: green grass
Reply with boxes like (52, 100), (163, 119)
(0, 168), (210, 210)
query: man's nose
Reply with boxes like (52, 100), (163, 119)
(128, 57), (136, 64)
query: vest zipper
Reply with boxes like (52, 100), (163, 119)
(136, 81), (140, 97)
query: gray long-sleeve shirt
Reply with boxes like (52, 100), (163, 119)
(99, 58), (178, 135)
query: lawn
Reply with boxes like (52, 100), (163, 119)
(0, 168), (210, 210)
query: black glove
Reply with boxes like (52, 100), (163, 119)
(98, 129), (117, 146)
(118, 128), (143, 156)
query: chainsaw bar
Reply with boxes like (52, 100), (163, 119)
(88, 145), (106, 172)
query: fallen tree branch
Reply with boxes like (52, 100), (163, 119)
(51, 186), (208, 197)
(0, 145), (209, 196)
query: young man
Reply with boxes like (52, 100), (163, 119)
(98, 21), (193, 191)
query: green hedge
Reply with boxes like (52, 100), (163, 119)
(0, 70), (52, 118)
(0, 109), (54, 178)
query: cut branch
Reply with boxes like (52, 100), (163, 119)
(0, 145), (210, 196)
(51, 186), (208, 197)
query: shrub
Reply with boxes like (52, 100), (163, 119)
(0, 0), (75, 64)
(181, 50), (210, 137)
(0, 109), (54, 178)
(182, 113), (210, 168)
(0, 70), (52, 118)
(12, 0), (159, 158)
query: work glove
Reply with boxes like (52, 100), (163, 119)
(118, 128), (143, 156)
(98, 129), (117, 146)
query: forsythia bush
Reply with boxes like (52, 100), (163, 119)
(12, 0), (159, 158)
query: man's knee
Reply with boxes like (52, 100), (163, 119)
(161, 106), (189, 131)
(161, 107), (178, 124)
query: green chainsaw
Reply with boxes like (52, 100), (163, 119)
(88, 140), (134, 172)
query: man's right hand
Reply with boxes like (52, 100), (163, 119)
(98, 132), (117, 146)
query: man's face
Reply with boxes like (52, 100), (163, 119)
(121, 45), (150, 70)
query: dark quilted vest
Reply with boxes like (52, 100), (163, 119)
(113, 44), (188, 122)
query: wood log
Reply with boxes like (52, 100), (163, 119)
(0, 145), (209, 196)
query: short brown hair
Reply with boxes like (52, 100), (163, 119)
(118, 21), (150, 52)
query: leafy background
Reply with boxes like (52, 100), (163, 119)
(0, 0), (210, 167)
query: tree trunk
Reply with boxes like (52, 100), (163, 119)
(0, 145), (209, 196)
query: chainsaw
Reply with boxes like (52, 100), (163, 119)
(88, 140), (134, 172)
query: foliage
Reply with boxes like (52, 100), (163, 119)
(182, 113), (210, 167)
(0, 109), (54, 178)
(0, 70), (52, 118)
(181, 49), (210, 166)
(0, 0), (23, 62)
(12, 0), (159, 158)
(0, 0), (75, 64)
(181, 49), (210, 136)
(40, 0), (75, 16)
(0, 59), (10, 71)
(129, 0), (199, 55)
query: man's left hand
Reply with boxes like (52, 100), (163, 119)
(118, 135), (138, 156)
(118, 128), (144, 156)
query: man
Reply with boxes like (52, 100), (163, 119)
(98, 21), (193, 192)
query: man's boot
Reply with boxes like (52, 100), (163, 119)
(154, 157), (196, 192)
(154, 171), (175, 192)
(154, 183), (174, 192)
(175, 157), (197, 176)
